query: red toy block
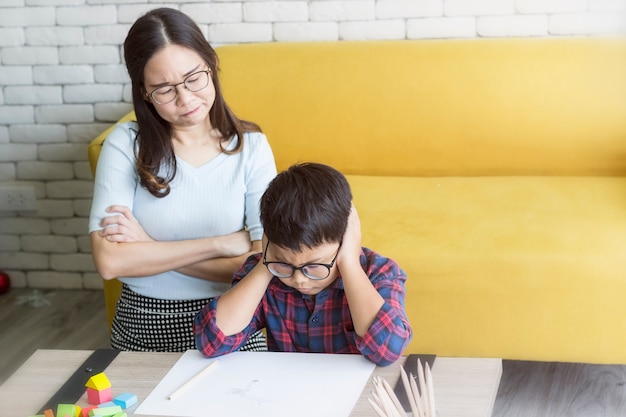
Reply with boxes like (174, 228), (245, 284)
(87, 386), (112, 405)
(81, 405), (97, 417)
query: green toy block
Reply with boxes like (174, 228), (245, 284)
(57, 403), (77, 417)
(88, 405), (122, 416)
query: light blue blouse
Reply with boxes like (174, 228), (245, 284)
(88, 122), (277, 299)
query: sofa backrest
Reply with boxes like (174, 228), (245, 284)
(216, 38), (626, 177)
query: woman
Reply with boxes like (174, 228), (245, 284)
(88, 8), (276, 351)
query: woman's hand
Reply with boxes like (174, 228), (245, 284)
(217, 230), (254, 258)
(98, 205), (153, 243)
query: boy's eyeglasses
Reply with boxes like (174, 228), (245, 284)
(146, 69), (211, 105)
(262, 242), (340, 280)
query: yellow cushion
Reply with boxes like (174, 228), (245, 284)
(350, 175), (626, 363)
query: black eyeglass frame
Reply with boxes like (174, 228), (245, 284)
(145, 69), (211, 105)
(262, 241), (340, 281)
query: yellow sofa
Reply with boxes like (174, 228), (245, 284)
(89, 38), (626, 364)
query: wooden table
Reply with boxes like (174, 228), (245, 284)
(0, 350), (502, 417)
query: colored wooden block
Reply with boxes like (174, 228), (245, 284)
(112, 413), (127, 417)
(57, 403), (76, 417)
(98, 400), (117, 407)
(85, 372), (112, 390)
(88, 405), (122, 416)
(43, 409), (54, 417)
(81, 406), (97, 417)
(87, 386), (112, 405)
(113, 392), (138, 409)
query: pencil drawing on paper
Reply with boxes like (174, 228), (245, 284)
(227, 378), (269, 406)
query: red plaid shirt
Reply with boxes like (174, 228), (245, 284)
(195, 247), (412, 366)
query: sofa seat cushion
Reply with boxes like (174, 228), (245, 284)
(349, 175), (626, 363)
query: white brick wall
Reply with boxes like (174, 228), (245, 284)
(407, 17), (475, 39)
(0, 0), (624, 290)
(10, 125), (67, 143)
(376, 0), (442, 19)
(478, 15), (549, 37)
(445, 0), (514, 16)
(309, 1), (375, 22)
(2, 47), (58, 65)
(339, 20), (404, 40)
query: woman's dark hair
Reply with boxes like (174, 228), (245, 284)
(124, 7), (260, 197)
(260, 163), (352, 251)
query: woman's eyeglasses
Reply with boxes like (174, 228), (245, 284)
(146, 69), (211, 105)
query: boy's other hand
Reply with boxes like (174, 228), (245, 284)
(252, 234), (274, 280)
(338, 204), (362, 268)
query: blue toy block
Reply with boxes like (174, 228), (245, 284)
(113, 392), (138, 409)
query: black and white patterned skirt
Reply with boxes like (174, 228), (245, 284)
(111, 284), (266, 352)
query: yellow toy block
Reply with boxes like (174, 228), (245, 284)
(85, 372), (111, 390)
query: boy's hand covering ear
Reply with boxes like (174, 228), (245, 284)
(338, 204), (363, 267)
(253, 233), (274, 279)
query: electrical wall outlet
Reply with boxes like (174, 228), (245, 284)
(0, 186), (37, 211)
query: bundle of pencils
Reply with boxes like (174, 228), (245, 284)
(368, 358), (437, 417)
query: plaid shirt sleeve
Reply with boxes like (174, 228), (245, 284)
(354, 249), (413, 366)
(194, 255), (265, 357)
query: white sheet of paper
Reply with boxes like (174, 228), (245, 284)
(135, 350), (376, 417)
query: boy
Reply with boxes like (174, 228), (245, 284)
(194, 163), (412, 366)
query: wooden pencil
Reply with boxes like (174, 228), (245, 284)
(368, 358), (437, 417)
(425, 363), (436, 417)
(168, 359), (219, 400)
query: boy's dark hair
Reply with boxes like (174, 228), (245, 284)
(260, 162), (352, 251)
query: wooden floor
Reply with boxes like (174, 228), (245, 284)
(0, 288), (110, 384)
(492, 360), (626, 417)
